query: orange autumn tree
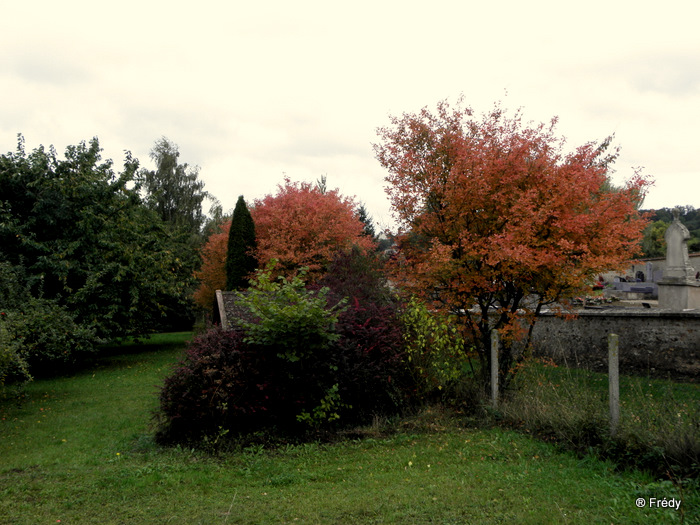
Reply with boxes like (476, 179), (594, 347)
(193, 220), (231, 309)
(251, 177), (375, 280)
(374, 100), (650, 392)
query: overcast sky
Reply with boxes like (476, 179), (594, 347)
(2, 1), (699, 230)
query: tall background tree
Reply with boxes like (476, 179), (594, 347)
(140, 137), (209, 237)
(139, 137), (212, 328)
(225, 196), (257, 290)
(374, 100), (650, 392)
(356, 202), (377, 240)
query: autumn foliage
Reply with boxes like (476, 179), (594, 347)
(250, 177), (375, 280)
(374, 100), (650, 390)
(194, 178), (376, 308)
(193, 220), (230, 309)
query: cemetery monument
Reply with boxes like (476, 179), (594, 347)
(657, 208), (700, 309)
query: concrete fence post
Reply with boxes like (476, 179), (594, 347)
(608, 333), (620, 436)
(491, 329), (499, 409)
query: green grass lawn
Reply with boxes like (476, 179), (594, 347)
(1, 333), (697, 524)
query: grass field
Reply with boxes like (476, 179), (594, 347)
(501, 359), (700, 479)
(1, 333), (697, 524)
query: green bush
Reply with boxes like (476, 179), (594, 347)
(400, 296), (475, 401)
(0, 261), (101, 380)
(0, 262), (32, 388)
(0, 261), (27, 311)
(0, 318), (31, 389)
(1, 298), (99, 376)
(235, 265), (350, 428)
(235, 264), (345, 363)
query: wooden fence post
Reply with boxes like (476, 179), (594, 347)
(608, 333), (620, 436)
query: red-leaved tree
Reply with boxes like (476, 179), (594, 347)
(374, 100), (650, 391)
(251, 177), (375, 280)
(193, 220), (231, 309)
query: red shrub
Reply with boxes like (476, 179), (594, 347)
(155, 328), (271, 443)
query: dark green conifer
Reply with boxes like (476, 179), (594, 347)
(356, 203), (376, 239)
(225, 196), (257, 290)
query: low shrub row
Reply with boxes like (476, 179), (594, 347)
(155, 254), (418, 445)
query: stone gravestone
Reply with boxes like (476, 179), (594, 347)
(658, 208), (700, 309)
(664, 208), (695, 281)
(645, 261), (654, 282)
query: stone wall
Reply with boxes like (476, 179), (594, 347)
(530, 309), (700, 381)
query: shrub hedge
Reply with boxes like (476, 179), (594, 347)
(156, 254), (413, 445)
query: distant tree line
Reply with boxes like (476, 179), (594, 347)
(639, 206), (700, 257)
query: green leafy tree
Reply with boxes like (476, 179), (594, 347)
(640, 207), (700, 256)
(138, 137), (210, 328)
(201, 196), (231, 241)
(641, 220), (669, 258)
(0, 136), (195, 343)
(140, 137), (209, 236)
(225, 196), (257, 290)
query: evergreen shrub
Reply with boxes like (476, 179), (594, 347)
(225, 195), (257, 290)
